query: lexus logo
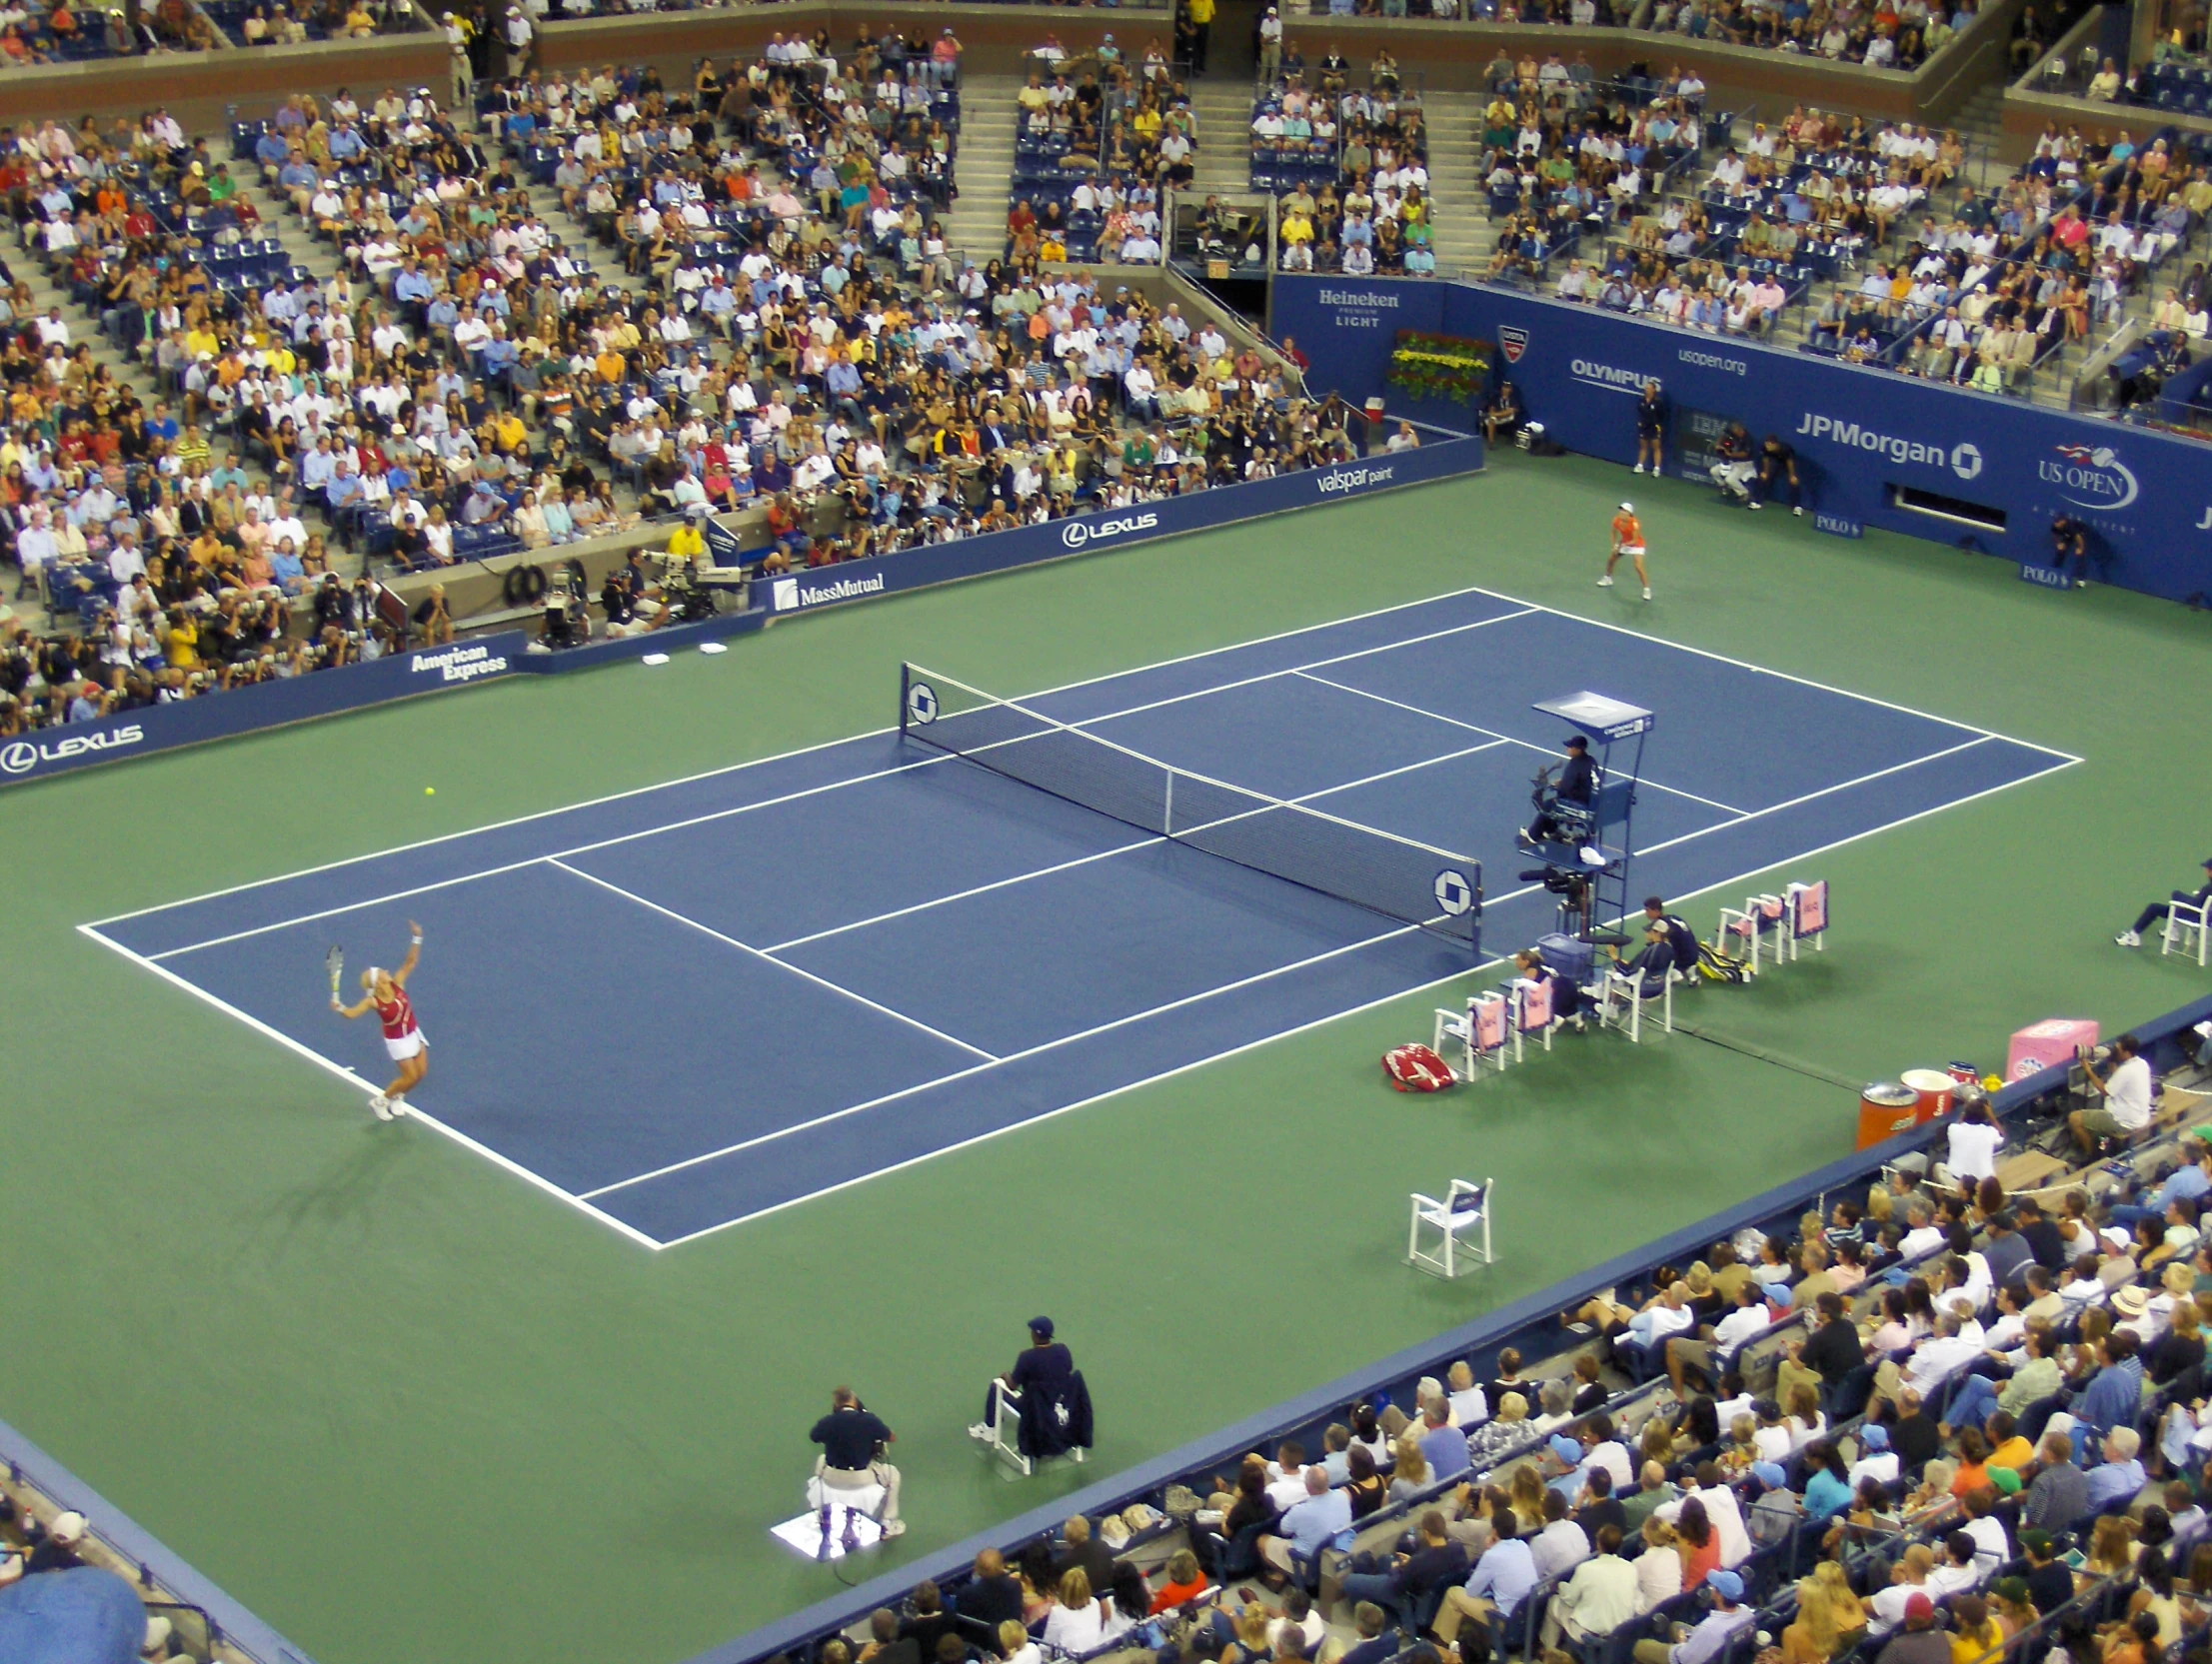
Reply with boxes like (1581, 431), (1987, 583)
(0, 742), (35, 776)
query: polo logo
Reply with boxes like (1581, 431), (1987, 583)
(1498, 326), (1529, 364)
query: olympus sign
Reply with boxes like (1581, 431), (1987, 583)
(1794, 415), (1982, 480)
(1062, 511), (1160, 550)
(1569, 357), (1649, 394)
(1, 725), (147, 776)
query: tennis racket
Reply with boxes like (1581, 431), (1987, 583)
(326, 944), (344, 1001)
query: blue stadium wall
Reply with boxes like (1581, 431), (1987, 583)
(1273, 275), (2212, 604)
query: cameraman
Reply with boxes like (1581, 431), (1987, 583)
(811, 1385), (906, 1538)
(601, 569), (648, 639)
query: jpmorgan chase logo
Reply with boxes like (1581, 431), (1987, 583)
(1062, 511), (1159, 550)
(1796, 415), (1983, 481)
(2041, 444), (2138, 511)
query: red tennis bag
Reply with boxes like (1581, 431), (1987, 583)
(1382, 1043), (1457, 1091)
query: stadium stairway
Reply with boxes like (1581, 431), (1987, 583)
(231, 171), (344, 297)
(944, 71), (1022, 268)
(1420, 87), (1493, 278)
(1188, 76), (1255, 202)
(15, 259), (168, 439)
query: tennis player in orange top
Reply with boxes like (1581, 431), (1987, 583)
(1599, 501), (1650, 601)
(333, 921), (429, 1121)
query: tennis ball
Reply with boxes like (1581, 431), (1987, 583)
(425, 787), (436, 796)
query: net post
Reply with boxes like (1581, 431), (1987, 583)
(1163, 771), (1174, 837)
(898, 663), (912, 736)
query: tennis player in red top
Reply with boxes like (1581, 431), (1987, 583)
(333, 920), (429, 1121)
(1599, 501), (1651, 601)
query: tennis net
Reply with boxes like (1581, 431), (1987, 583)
(898, 663), (1482, 951)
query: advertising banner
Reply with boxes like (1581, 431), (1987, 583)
(0, 632), (529, 788)
(760, 437), (1487, 616)
(1273, 276), (2212, 604)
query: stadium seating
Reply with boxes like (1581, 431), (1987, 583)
(745, 1005), (2212, 1664)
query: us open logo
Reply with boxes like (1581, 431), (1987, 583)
(1433, 868), (1475, 916)
(1498, 326), (1529, 364)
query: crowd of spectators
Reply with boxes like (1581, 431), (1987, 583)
(1794, 124), (2208, 394)
(0, 17), (1346, 738)
(1004, 42), (1192, 267)
(1249, 42), (1437, 276)
(1474, 66), (1707, 289)
(1, 0), (213, 62)
(795, 1056), (2212, 1664)
(1291, 0), (1975, 71)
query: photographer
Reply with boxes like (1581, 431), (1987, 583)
(2050, 515), (2089, 586)
(413, 584), (454, 646)
(1708, 422), (1755, 504)
(811, 1386), (905, 1538)
(1751, 434), (1802, 515)
(600, 571), (640, 639)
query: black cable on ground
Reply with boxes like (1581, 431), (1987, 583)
(1674, 1021), (1867, 1091)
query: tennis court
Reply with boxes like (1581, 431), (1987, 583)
(80, 584), (2077, 1249)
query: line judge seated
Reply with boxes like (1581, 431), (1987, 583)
(971, 1316), (1093, 1459)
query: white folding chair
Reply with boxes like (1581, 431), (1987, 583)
(1785, 879), (1829, 963)
(973, 1380), (1037, 1476)
(970, 1381), (1086, 1478)
(1717, 893), (1785, 977)
(2165, 894), (2210, 966)
(1596, 965), (1676, 1042)
(1433, 992), (1511, 1075)
(1407, 1178), (1494, 1278)
(1510, 974), (1558, 1058)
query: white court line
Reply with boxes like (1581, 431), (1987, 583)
(1635, 736), (1996, 856)
(759, 739), (1509, 955)
(144, 752), (963, 962)
(1453, 585), (2086, 765)
(86, 579), (2086, 1245)
(73, 923), (664, 1252)
(89, 587), (1533, 929)
(541, 858), (1001, 1062)
(91, 579), (2075, 936)
(1020, 607), (1545, 735)
(1293, 670), (1750, 818)
(581, 906), (1489, 1202)
(649, 752), (2086, 1247)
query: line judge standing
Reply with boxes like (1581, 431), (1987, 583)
(811, 1385), (906, 1537)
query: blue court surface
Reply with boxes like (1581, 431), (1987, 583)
(83, 588), (2079, 1249)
